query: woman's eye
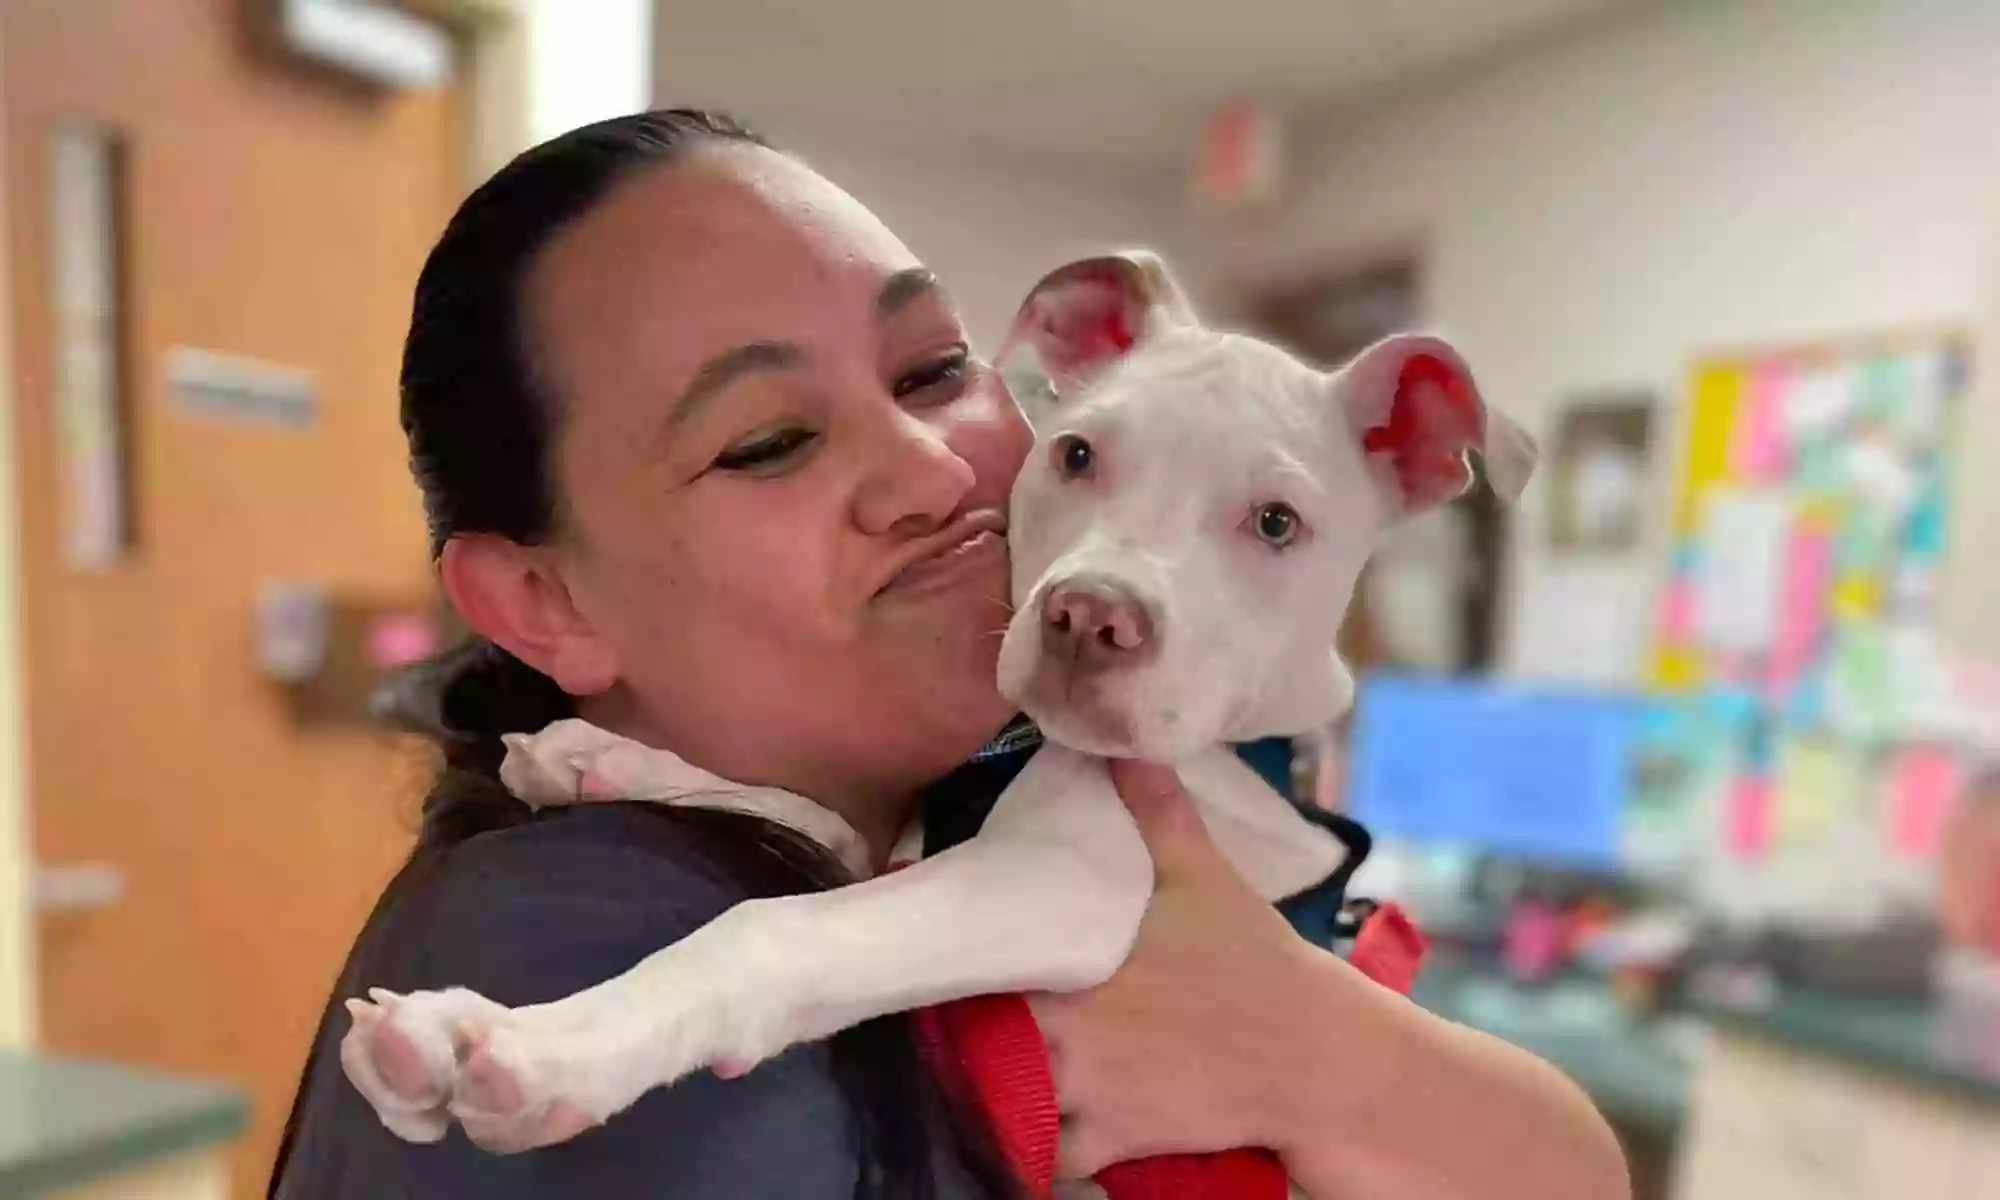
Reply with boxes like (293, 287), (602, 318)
(711, 427), (817, 473)
(893, 346), (971, 400)
(1250, 502), (1302, 549)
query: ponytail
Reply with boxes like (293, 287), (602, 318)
(373, 639), (573, 846)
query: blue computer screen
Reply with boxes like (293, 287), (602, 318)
(1344, 674), (1647, 869)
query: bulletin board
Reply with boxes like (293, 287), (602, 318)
(1646, 330), (1972, 922)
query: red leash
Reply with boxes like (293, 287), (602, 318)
(915, 904), (1428, 1198)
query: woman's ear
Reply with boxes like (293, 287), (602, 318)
(995, 250), (1198, 426)
(438, 535), (619, 697)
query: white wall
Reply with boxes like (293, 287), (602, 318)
(521, 0), (651, 145)
(466, 0), (654, 182)
(1203, 0), (2000, 680)
(733, 117), (1199, 353)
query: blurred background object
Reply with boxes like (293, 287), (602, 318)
(6, 0), (2000, 1196)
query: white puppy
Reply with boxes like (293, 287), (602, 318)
(340, 251), (1536, 1165)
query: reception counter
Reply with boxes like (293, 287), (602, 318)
(1675, 986), (2000, 1198)
(0, 1051), (246, 1198)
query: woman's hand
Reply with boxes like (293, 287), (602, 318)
(1034, 761), (1631, 1200)
(1032, 760), (1347, 1177)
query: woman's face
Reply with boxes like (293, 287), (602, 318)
(520, 144), (1032, 815)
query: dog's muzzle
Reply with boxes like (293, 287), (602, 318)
(1039, 576), (1159, 673)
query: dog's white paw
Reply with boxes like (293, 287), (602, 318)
(442, 1018), (614, 1153)
(441, 976), (780, 1152)
(340, 986), (509, 1144)
(340, 912), (805, 1153)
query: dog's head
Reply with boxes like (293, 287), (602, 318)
(994, 251), (1536, 760)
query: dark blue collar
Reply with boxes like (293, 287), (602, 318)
(915, 720), (1368, 948)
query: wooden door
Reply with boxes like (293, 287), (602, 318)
(6, 2), (463, 1192)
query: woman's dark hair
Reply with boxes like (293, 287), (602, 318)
(272, 110), (1014, 1199)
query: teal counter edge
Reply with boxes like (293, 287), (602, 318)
(0, 1052), (250, 1197)
(1695, 989), (2000, 1109)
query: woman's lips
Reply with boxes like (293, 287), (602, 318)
(879, 527), (1008, 599)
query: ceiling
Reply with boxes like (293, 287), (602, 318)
(652, 0), (1648, 170)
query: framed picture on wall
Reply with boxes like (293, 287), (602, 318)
(1547, 392), (1656, 558)
(48, 120), (133, 572)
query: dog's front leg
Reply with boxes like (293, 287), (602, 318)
(348, 747), (1152, 1152)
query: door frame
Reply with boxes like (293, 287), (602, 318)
(0, 6), (37, 1051)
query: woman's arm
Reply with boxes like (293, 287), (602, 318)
(1264, 950), (1630, 1199)
(276, 808), (910, 1199)
(1035, 762), (1630, 1200)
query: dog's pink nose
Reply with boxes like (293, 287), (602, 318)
(1042, 579), (1157, 670)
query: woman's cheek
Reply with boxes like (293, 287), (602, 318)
(952, 377), (1035, 498)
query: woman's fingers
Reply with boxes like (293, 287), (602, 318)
(1107, 759), (1215, 869)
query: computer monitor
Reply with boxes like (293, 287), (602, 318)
(1344, 674), (1649, 870)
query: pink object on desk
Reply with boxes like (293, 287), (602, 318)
(1939, 770), (2000, 960)
(1502, 900), (1565, 983)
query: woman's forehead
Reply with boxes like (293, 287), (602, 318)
(527, 145), (928, 401)
(547, 146), (918, 318)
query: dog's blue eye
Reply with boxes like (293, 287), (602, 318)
(1253, 503), (1300, 548)
(1054, 434), (1095, 479)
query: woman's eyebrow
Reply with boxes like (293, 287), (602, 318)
(665, 340), (804, 433)
(876, 267), (938, 321)
(662, 268), (937, 439)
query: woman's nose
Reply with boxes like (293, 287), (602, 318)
(850, 411), (978, 538)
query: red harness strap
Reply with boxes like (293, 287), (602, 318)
(915, 904), (1428, 1198)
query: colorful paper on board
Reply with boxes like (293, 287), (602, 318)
(1836, 508), (1896, 577)
(1769, 526), (1833, 691)
(1783, 367), (1858, 441)
(1887, 745), (1961, 859)
(1905, 475), (1949, 561)
(1857, 354), (1909, 425)
(1674, 365), (1744, 535)
(1652, 647), (1704, 693)
(1782, 662), (1830, 730)
(1793, 436), (1846, 495)
(1695, 488), (1791, 654)
(1775, 739), (1854, 843)
(1889, 351), (1948, 447)
(1726, 775), (1774, 859)
(1659, 579), (1698, 644)
(1831, 574), (1882, 622)
(1732, 362), (1790, 481)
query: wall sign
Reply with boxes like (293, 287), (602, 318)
(268, 0), (454, 91)
(168, 346), (317, 429)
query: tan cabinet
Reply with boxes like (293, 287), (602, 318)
(1675, 1034), (2000, 1199)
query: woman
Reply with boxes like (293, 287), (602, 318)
(272, 110), (1627, 1198)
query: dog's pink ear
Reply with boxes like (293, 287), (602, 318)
(1333, 334), (1537, 514)
(997, 250), (1195, 414)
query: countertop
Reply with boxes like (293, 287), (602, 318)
(0, 1050), (248, 1196)
(1694, 983), (2000, 1108)
(1410, 958), (1694, 1134)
